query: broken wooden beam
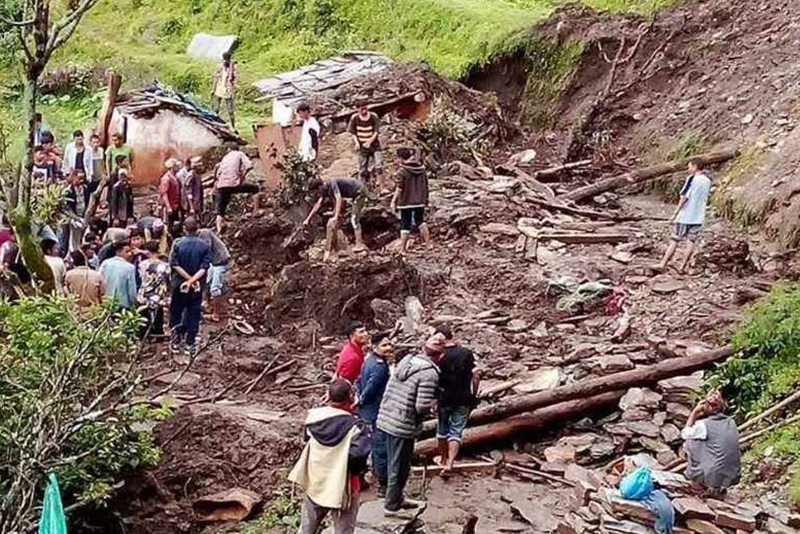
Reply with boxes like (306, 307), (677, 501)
(563, 149), (739, 203)
(520, 230), (630, 245)
(414, 392), (624, 457)
(411, 460), (497, 477)
(420, 346), (734, 435)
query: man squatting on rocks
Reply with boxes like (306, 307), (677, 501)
(682, 390), (741, 497)
(289, 379), (371, 534)
(657, 157), (712, 273)
(376, 334), (446, 517)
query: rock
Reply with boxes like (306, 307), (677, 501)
(622, 408), (652, 422)
(661, 424), (682, 444)
(656, 449), (679, 466)
(620, 388), (663, 411)
(741, 113), (754, 124)
(403, 296), (425, 332)
(599, 354), (635, 374)
(652, 279), (688, 294)
(506, 319), (529, 333)
(589, 437), (618, 461)
(674, 497), (716, 522)
(541, 462), (567, 475)
(508, 149), (538, 165)
(609, 493), (655, 524)
(706, 504), (756, 532)
(685, 519), (725, 534)
(625, 421), (661, 439)
(481, 222), (519, 236)
(514, 367), (562, 394)
(532, 321), (549, 338)
(544, 444), (577, 463)
(611, 251), (633, 264)
(765, 518), (796, 534)
(564, 464), (603, 488)
(192, 488), (261, 522)
(666, 402), (692, 425)
(510, 496), (558, 530)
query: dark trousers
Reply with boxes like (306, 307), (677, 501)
(371, 424), (388, 489)
(384, 432), (414, 512)
(170, 288), (202, 346)
(140, 306), (165, 337)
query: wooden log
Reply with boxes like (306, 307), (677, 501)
(520, 231), (630, 245)
(563, 149), (739, 203)
(414, 392), (624, 457)
(420, 346), (734, 435)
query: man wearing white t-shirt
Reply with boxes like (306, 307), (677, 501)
(657, 158), (712, 273)
(297, 102), (320, 163)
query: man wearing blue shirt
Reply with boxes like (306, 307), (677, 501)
(657, 158), (712, 273)
(356, 333), (393, 497)
(99, 241), (137, 309)
(169, 217), (211, 357)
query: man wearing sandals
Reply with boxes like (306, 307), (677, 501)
(656, 158), (712, 273)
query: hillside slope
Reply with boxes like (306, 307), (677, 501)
(0, 0), (676, 145)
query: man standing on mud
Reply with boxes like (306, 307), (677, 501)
(169, 217), (211, 357)
(336, 321), (370, 384)
(289, 379), (371, 534)
(303, 177), (368, 262)
(656, 157), (712, 273)
(376, 335), (445, 517)
(391, 147), (431, 254)
(356, 333), (393, 497)
(434, 326), (480, 475)
(348, 101), (382, 186)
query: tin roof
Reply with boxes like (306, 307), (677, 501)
(115, 82), (243, 143)
(252, 51), (392, 106)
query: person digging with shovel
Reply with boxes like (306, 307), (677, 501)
(303, 177), (367, 262)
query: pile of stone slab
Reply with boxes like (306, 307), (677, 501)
(557, 464), (800, 534)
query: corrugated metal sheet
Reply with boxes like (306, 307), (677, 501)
(253, 52), (392, 107)
(186, 33), (238, 61)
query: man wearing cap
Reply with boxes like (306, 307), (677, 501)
(376, 335), (445, 517)
(159, 159), (183, 228)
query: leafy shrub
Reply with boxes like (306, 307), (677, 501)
(276, 149), (318, 206)
(708, 286), (800, 419)
(410, 95), (488, 163)
(0, 295), (166, 533)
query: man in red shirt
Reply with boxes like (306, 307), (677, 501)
(336, 322), (370, 384)
(159, 158), (183, 230)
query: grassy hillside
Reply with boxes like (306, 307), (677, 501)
(0, 0), (679, 148)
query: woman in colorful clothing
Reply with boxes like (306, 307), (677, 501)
(137, 240), (171, 338)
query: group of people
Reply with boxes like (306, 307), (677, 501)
(289, 324), (481, 533)
(298, 101), (433, 262)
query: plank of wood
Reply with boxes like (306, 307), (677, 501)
(411, 461), (497, 477)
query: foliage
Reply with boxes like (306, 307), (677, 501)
(410, 95), (488, 163)
(276, 149), (319, 207)
(748, 424), (800, 463)
(708, 286), (800, 420)
(236, 491), (301, 534)
(32, 182), (67, 226)
(0, 295), (165, 534)
(792, 464), (800, 507)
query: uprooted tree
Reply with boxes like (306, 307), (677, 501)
(0, 295), (203, 534)
(0, 0), (105, 293)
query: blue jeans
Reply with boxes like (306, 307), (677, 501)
(207, 262), (232, 297)
(170, 288), (202, 347)
(369, 422), (388, 489)
(436, 405), (472, 443)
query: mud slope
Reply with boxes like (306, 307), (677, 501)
(487, 0), (800, 245)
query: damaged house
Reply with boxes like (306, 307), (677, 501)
(99, 78), (243, 187)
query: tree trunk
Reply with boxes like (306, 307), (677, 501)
(10, 71), (55, 294)
(562, 149), (739, 203)
(420, 346), (733, 435)
(414, 391), (625, 457)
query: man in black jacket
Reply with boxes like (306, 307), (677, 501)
(289, 379), (371, 534)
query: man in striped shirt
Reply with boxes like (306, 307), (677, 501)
(348, 102), (383, 186)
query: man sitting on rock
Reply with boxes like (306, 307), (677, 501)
(289, 379), (371, 534)
(682, 390), (741, 496)
(303, 177), (367, 262)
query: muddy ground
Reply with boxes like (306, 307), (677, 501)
(109, 0), (800, 532)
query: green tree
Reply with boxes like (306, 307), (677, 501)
(0, 0), (105, 293)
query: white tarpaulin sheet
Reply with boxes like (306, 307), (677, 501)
(186, 33), (238, 61)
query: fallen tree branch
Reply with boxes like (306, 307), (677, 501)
(420, 345), (734, 435)
(414, 392), (625, 457)
(739, 387), (800, 433)
(562, 149), (739, 203)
